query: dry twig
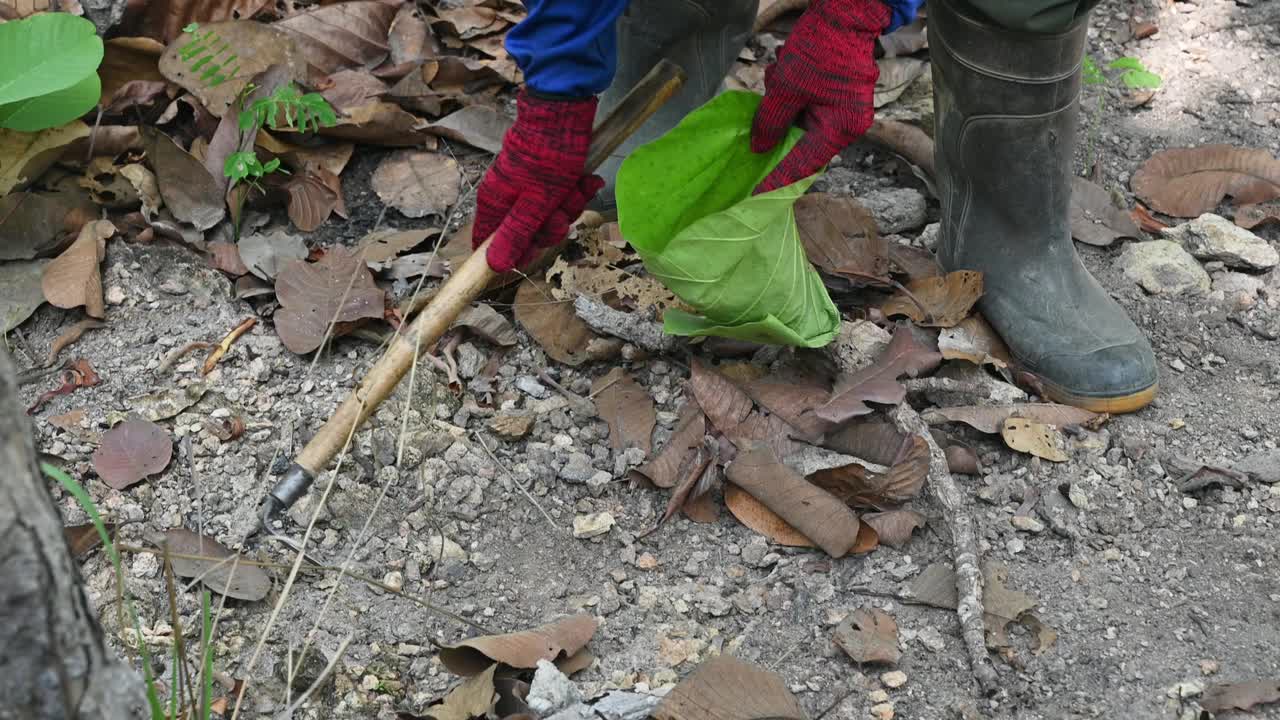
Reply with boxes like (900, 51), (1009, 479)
(203, 317), (257, 375)
(573, 295), (679, 354)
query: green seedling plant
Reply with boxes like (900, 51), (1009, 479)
(1081, 55), (1162, 174)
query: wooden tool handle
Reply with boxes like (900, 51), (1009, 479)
(269, 60), (687, 510)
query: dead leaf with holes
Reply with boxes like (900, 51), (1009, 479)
(882, 270), (983, 327)
(451, 304), (517, 347)
(42, 220), (112, 319)
(0, 122), (90, 196)
(147, 130), (225, 230)
(922, 403), (1102, 434)
(833, 608), (901, 665)
(275, 1), (400, 79)
(438, 614), (598, 676)
(795, 192), (890, 282)
(1201, 680), (1280, 714)
(93, 419), (173, 490)
(273, 247), (386, 354)
(158, 21), (304, 118)
(1070, 176), (1141, 246)
(372, 150), (460, 218)
(1131, 145), (1280, 217)
(592, 367), (656, 456)
(817, 325), (942, 424)
(513, 277), (595, 366)
(160, 527), (272, 600)
(546, 255), (684, 316)
(1001, 418), (1068, 462)
(652, 654), (804, 720)
(938, 315), (1011, 368)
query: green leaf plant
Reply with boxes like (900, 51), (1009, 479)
(0, 13), (103, 131)
(1081, 55), (1162, 173)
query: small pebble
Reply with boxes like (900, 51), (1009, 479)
(880, 671), (908, 689)
(1011, 515), (1046, 533)
(870, 702), (895, 720)
(869, 690), (890, 703)
(573, 512), (615, 539)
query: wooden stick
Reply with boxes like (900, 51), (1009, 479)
(264, 60), (688, 518)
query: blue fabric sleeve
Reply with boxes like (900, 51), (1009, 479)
(881, 0), (927, 33)
(505, 0), (630, 98)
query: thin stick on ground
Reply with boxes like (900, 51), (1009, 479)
(472, 431), (562, 534)
(890, 401), (1000, 694)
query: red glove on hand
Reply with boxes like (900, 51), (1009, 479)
(752, 0), (891, 194)
(474, 91), (604, 272)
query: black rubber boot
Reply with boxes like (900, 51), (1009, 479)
(591, 0), (759, 216)
(931, 0), (1157, 413)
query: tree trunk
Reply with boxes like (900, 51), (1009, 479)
(0, 348), (147, 720)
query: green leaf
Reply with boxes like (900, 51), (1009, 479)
(0, 73), (100, 131)
(617, 91), (840, 348)
(1108, 57), (1145, 71)
(1120, 69), (1162, 89)
(0, 14), (103, 108)
(1082, 56), (1106, 86)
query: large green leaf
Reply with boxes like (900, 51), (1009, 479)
(0, 14), (103, 106)
(0, 73), (101, 132)
(617, 90), (840, 348)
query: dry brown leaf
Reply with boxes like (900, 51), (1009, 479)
(422, 664), (498, 720)
(208, 241), (249, 276)
(47, 409), (87, 432)
(861, 509), (926, 548)
(809, 435), (928, 509)
(910, 562), (1037, 625)
(424, 105), (513, 155)
(238, 229), (308, 281)
(26, 358), (101, 415)
(99, 37), (167, 107)
(372, 150), (460, 218)
(888, 243), (942, 281)
(140, 0), (273, 43)
(1000, 418), (1068, 462)
(1131, 145), (1280, 217)
(882, 270), (984, 327)
(388, 4), (435, 67)
(652, 654), (804, 720)
(1235, 202), (1280, 230)
(161, 527), (272, 600)
(1, 260), (52, 333)
(817, 325), (942, 423)
(42, 220), (112, 319)
(1019, 613), (1058, 656)
(513, 277), (595, 366)
(276, 1), (400, 78)
(158, 21), (305, 118)
(65, 522), (115, 559)
(0, 190), (95, 261)
(741, 375), (832, 444)
(724, 484), (818, 548)
(630, 403), (706, 489)
(687, 359), (795, 460)
(938, 315), (1011, 368)
(321, 100), (432, 147)
(725, 442), (862, 558)
(439, 615), (598, 677)
(285, 165), (344, 231)
(593, 368), (655, 456)
(0, 122), (90, 196)
(253, 131), (354, 176)
(355, 227), (437, 267)
(1070, 176), (1140, 247)
(833, 608), (900, 665)
(653, 439), (719, 530)
(795, 193), (889, 281)
(945, 444), (981, 474)
(147, 130), (225, 230)
(316, 69), (389, 113)
(922, 403), (1101, 434)
(92, 418), (172, 490)
(821, 421), (911, 466)
(273, 247), (386, 354)
(1201, 680), (1280, 714)
(451, 304), (517, 346)
(433, 6), (508, 39)
(1130, 204), (1168, 233)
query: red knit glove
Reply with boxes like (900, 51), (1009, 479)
(474, 91), (603, 272)
(752, 0), (891, 194)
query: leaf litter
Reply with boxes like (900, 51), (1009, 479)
(833, 608), (901, 665)
(159, 527), (272, 601)
(592, 367), (656, 456)
(652, 654), (805, 720)
(274, 246), (386, 354)
(92, 418), (173, 490)
(438, 614), (598, 676)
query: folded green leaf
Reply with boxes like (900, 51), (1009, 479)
(0, 14), (103, 131)
(616, 91), (840, 348)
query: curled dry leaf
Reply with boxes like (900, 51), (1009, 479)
(320, 100), (431, 147)
(422, 664), (499, 720)
(451, 304), (517, 346)
(725, 442), (862, 558)
(809, 435), (928, 508)
(1200, 680), (1280, 714)
(724, 484), (818, 548)
(795, 192), (890, 282)
(861, 509), (927, 548)
(1131, 145), (1280, 217)
(147, 131), (225, 230)
(285, 165), (344, 231)
(817, 325), (942, 424)
(274, 247), (386, 354)
(92, 418), (173, 490)
(1070, 176), (1140, 247)
(27, 358), (100, 415)
(158, 21), (304, 118)
(833, 608), (900, 666)
(630, 403), (705, 489)
(372, 150), (460, 218)
(356, 227), (437, 267)
(653, 654), (803, 720)
(513, 277), (595, 366)
(204, 414), (246, 442)
(438, 614), (598, 677)
(276, 1), (400, 78)
(864, 119), (936, 181)
(0, 190), (96, 261)
(0, 122), (90, 196)
(1000, 418), (1068, 462)
(42, 219), (112, 319)
(922, 403), (1102, 434)
(161, 527), (272, 601)
(238, 229), (308, 281)
(881, 269), (984, 327)
(43, 318), (105, 368)
(592, 367), (656, 456)
(938, 314), (1011, 368)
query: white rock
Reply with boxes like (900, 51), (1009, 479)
(1011, 515), (1046, 533)
(831, 320), (892, 374)
(424, 532), (468, 564)
(918, 222), (941, 251)
(1163, 213), (1279, 270)
(527, 659), (584, 716)
(105, 285), (126, 305)
(880, 670), (908, 689)
(382, 571), (403, 592)
(869, 689), (890, 703)
(871, 702), (895, 720)
(573, 512), (615, 539)
(863, 188), (927, 234)
(1120, 241), (1211, 295)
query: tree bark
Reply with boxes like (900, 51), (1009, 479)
(0, 348), (146, 720)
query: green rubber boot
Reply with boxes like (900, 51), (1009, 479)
(931, 0), (1158, 413)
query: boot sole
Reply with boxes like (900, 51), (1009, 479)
(1041, 380), (1158, 415)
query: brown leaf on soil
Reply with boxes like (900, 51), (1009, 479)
(725, 442), (862, 558)
(139, 0), (274, 42)
(388, 4), (435, 67)
(147, 131), (226, 230)
(1, 260), (51, 334)
(316, 69), (389, 114)
(254, 131), (355, 176)
(881, 270), (983, 327)
(238, 229), (308, 281)
(1001, 418), (1068, 462)
(424, 105), (513, 155)
(451, 304), (517, 347)
(420, 664), (499, 720)
(273, 247), (386, 354)
(372, 150), (460, 218)
(631, 403), (706, 489)
(432, 6), (511, 39)
(888, 243), (942, 281)
(795, 193), (890, 281)
(938, 315), (1011, 368)
(439, 614), (598, 677)
(923, 403), (1102, 434)
(0, 190), (95, 261)
(27, 359), (101, 415)
(593, 368), (656, 456)
(1200, 680), (1280, 714)
(276, 1), (400, 78)
(47, 409), (87, 432)
(93, 419), (173, 490)
(741, 374), (832, 443)
(652, 654), (805, 720)
(724, 484), (817, 547)
(817, 325), (942, 423)
(158, 21), (305, 118)
(65, 522), (116, 559)
(208, 242), (249, 276)
(99, 37), (167, 107)
(910, 561), (1037, 628)
(688, 359), (794, 459)
(810, 434), (928, 508)
(0, 122), (90, 197)
(833, 608), (901, 666)
(161, 527), (272, 601)
(821, 420), (911, 466)
(1070, 176), (1141, 247)
(1235, 202), (1280, 230)
(653, 439), (719, 530)
(320, 101), (432, 147)
(1130, 145), (1280, 217)
(42, 220), (112, 319)
(861, 509), (926, 548)
(513, 277), (595, 366)
(945, 444), (981, 474)
(355, 227), (437, 267)
(285, 165), (344, 231)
